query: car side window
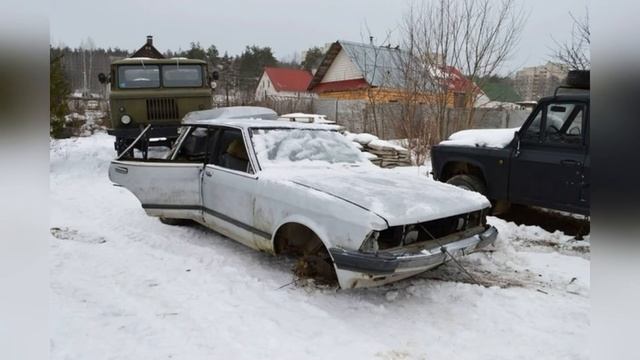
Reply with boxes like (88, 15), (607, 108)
(173, 126), (211, 162)
(543, 103), (584, 147)
(210, 128), (253, 174)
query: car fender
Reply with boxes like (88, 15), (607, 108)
(270, 214), (332, 253)
(438, 152), (488, 180)
(254, 178), (386, 251)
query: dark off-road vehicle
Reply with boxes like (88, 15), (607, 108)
(432, 70), (590, 216)
(98, 36), (218, 155)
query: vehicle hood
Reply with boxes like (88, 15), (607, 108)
(264, 166), (491, 226)
(439, 127), (519, 148)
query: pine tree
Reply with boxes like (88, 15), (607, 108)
(301, 46), (325, 71)
(50, 47), (70, 138)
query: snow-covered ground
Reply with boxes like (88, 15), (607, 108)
(50, 133), (589, 360)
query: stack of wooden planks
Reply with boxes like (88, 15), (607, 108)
(344, 132), (412, 168)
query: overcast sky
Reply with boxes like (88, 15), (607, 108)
(50, 0), (590, 74)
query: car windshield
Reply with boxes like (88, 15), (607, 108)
(251, 128), (368, 168)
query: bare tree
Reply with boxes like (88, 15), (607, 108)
(356, 26), (394, 138)
(552, 8), (590, 70)
(393, 0), (525, 158)
(79, 37), (96, 97)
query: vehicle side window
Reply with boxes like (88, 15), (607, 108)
(543, 103), (584, 147)
(521, 108), (542, 142)
(173, 127), (211, 162)
(210, 129), (253, 174)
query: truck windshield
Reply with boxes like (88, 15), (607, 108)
(118, 64), (203, 89)
(118, 65), (160, 88)
(162, 65), (203, 87)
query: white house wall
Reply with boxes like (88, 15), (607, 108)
(255, 73), (316, 101)
(255, 74), (277, 101)
(320, 49), (363, 83)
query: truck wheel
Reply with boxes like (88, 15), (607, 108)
(159, 217), (190, 226)
(447, 174), (487, 195)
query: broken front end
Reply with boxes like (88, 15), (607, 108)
(330, 209), (497, 288)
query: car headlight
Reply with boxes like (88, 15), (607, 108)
(359, 231), (380, 253)
(120, 115), (132, 124)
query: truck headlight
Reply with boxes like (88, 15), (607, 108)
(120, 115), (132, 124)
(359, 231), (380, 253)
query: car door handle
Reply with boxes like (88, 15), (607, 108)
(205, 170), (213, 177)
(561, 159), (582, 166)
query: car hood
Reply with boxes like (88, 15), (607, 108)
(439, 127), (519, 149)
(266, 166), (491, 226)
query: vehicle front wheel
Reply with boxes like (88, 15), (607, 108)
(446, 174), (487, 194)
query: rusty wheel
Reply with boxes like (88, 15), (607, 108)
(293, 240), (337, 285)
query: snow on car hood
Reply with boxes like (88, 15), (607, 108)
(439, 128), (519, 148)
(267, 167), (490, 226)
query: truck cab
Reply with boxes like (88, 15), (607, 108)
(431, 71), (590, 216)
(99, 36), (216, 154)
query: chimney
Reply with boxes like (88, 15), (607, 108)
(369, 36), (374, 45)
(146, 35), (153, 46)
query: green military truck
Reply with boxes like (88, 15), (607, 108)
(98, 36), (217, 155)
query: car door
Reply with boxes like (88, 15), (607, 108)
(201, 126), (266, 249)
(108, 126), (211, 220)
(509, 101), (588, 214)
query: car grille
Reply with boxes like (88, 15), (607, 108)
(146, 98), (179, 120)
(377, 209), (487, 250)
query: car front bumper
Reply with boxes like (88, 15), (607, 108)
(329, 226), (498, 288)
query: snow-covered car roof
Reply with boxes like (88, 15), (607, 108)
(184, 106), (279, 121)
(183, 118), (340, 131)
(182, 106), (341, 130)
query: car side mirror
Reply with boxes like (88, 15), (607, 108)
(514, 131), (521, 157)
(98, 73), (108, 84)
(211, 71), (220, 80)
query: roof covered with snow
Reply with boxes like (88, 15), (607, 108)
(263, 67), (313, 92)
(184, 118), (340, 130)
(183, 107), (339, 130)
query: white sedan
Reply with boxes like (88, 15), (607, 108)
(109, 109), (497, 288)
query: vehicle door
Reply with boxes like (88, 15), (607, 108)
(201, 126), (265, 249)
(108, 126), (211, 220)
(509, 101), (588, 214)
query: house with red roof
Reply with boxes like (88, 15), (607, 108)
(255, 67), (316, 101)
(308, 40), (489, 107)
